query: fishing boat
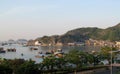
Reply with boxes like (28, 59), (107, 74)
(54, 49), (64, 57)
(35, 53), (45, 58)
(7, 48), (16, 52)
(0, 47), (6, 53)
(30, 47), (38, 50)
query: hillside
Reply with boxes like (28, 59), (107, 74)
(101, 23), (120, 41)
(34, 23), (120, 45)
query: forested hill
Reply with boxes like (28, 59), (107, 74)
(35, 23), (120, 44)
(65, 23), (120, 41)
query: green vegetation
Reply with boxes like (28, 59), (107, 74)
(64, 23), (120, 42)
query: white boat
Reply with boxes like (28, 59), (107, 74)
(54, 52), (64, 55)
(30, 47), (38, 50)
(54, 49), (64, 57)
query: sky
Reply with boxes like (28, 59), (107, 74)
(0, 0), (120, 41)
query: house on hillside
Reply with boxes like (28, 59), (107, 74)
(116, 41), (120, 48)
(68, 43), (75, 46)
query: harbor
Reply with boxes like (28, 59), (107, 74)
(0, 44), (101, 63)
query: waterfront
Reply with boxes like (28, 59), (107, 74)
(0, 44), (101, 63)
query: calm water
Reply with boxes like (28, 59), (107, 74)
(0, 44), (101, 63)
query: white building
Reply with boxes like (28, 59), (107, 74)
(35, 41), (41, 46)
(116, 41), (120, 48)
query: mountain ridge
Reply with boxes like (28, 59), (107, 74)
(34, 23), (120, 45)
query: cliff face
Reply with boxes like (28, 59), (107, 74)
(28, 23), (120, 45)
(35, 36), (56, 46)
(27, 40), (35, 46)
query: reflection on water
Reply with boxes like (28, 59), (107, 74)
(0, 44), (101, 63)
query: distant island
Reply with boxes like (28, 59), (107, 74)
(27, 23), (120, 46)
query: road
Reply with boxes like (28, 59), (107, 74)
(69, 66), (120, 74)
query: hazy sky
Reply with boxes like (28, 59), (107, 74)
(0, 0), (120, 41)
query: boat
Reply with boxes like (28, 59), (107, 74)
(21, 53), (24, 56)
(45, 51), (52, 55)
(30, 47), (38, 50)
(0, 47), (3, 50)
(0, 50), (6, 53)
(54, 52), (64, 55)
(0, 47), (6, 53)
(54, 49), (64, 57)
(7, 48), (16, 52)
(35, 54), (45, 58)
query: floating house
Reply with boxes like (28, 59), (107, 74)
(7, 48), (16, 52)
(0, 47), (6, 53)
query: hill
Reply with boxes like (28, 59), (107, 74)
(34, 23), (120, 45)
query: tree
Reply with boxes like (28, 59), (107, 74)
(42, 55), (56, 71)
(99, 46), (117, 64)
(16, 60), (39, 74)
(65, 49), (82, 69)
(0, 65), (13, 74)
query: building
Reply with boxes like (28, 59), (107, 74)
(35, 41), (42, 46)
(68, 43), (75, 46)
(116, 41), (120, 48)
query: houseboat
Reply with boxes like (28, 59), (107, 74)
(0, 47), (6, 53)
(7, 48), (16, 52)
